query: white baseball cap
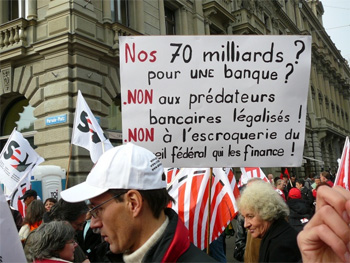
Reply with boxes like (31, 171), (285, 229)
(61, 143), (166, 202)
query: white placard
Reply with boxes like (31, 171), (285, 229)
(120, 36), (311, 167)
(0, 187), (27, 262)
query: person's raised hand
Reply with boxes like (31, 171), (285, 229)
(297, 186), (350, 263)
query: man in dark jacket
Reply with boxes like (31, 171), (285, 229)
(296, 179), (314, 205)
(61, 143), (216, 262)
(286, 188), (312, 232)
(6, 195), (23, 231)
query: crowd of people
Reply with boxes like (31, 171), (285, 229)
(5, 143), (350, 263)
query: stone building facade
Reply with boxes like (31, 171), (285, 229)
(1, 0), (349, 184)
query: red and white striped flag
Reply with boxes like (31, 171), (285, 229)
(238, 167), (268, 188)
(164, 167), (181, 184)
(72, 90), (113, 163)
(334, 137), (350, 190)
(167, 168), (240, 250)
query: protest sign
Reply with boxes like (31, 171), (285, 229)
(120, 36), (311, 167)
(0, 187), (27, 262)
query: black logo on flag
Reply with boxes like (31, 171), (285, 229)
(3, 141), (32, 172)
(77, 111), (107, 144)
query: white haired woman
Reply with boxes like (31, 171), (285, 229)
(28, 221), (78, 263)
(238, 180), (301, 262)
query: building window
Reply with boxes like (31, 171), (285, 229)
(264, 13), (270, 28)
(107, 95), (122, 145)
(311, 86), (315, 99)
(318, 93), (323, 117)
(112, 0), (129, 26)
(0, 97), (36, 151)
(9, 0), (19, 20)
(165, 7), (176, 35)
(108, 96), (122, 132)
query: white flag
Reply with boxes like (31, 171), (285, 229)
(0, 128), (44, 193)
(8, 174), (31, 216)
(0, 187), (27, 262)
(334, 136), (350, 190)
(238, 167), (269, 187)
(72, 90), (113, 163)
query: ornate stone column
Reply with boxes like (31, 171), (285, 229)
(181, 7), (189, 35)
(158, 0), (166, 35)
(135, 0), (145, 33)
(27, 0), (37, 20)
(102, 0), (112, 23)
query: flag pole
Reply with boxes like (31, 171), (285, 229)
(102, 139), (105, 153)
(206, 167), (213, 254)
(65, 143), (73, 189)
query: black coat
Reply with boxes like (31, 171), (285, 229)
(287, 198), (312, 232)
(259, 218), (301, 263)
(300, 187), (314, 207)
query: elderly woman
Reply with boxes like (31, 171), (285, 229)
(28, 221), (78, 263)
(238, 180), (301, 262)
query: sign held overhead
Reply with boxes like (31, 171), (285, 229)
(120, 35), (311, 168)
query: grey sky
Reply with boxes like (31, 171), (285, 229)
(321, 0), (350, 62)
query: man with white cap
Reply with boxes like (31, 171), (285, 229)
(61, 143), (216, 262)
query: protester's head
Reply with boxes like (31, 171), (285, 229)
(28, 221), (77, 262)
(275, 179), (284, 190)
(308, 172), (315, 180)
(290, 174), (296, 183)
(282, 174), (289, 182)
(44, 198), (57, 212)
(23, 199), (45, 225)
(295, 179), (305, 190)
(316, 182), (331, 191)
(60, 143), (173, 254)
(20, 189), (37, 206)
(314, 175), (321, 187)
(49, 199), (88, 231)
(238, 181), (289, 238)
(247, 177), (262, 187)
(320, 171), (330, 182)
(288, 188), (302, 199)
